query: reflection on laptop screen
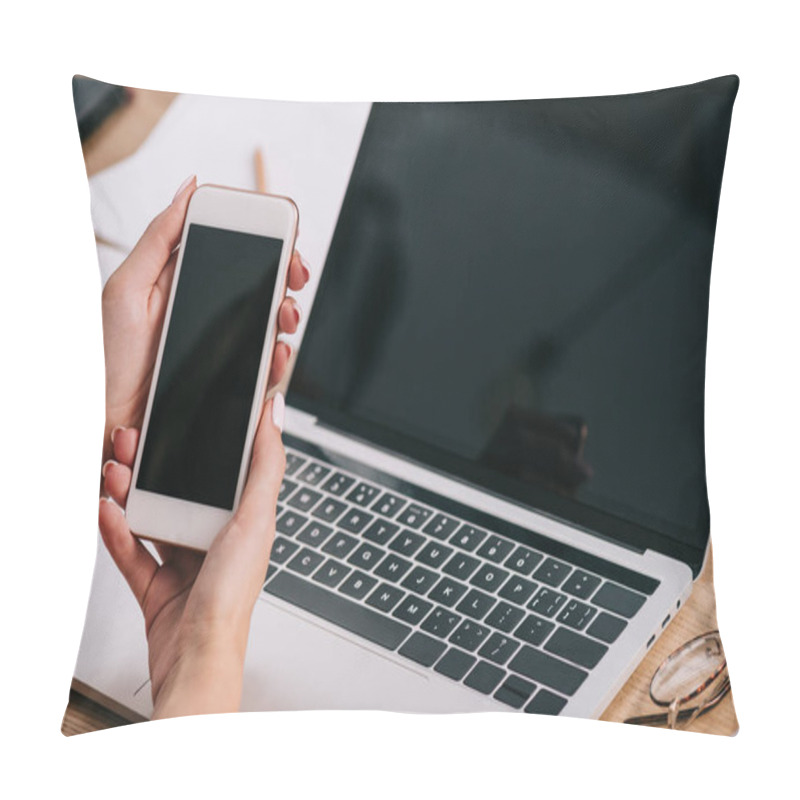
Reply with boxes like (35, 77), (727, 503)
(293, 100), (724, 556)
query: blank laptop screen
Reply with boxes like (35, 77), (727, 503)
(292, 94), (734, 564)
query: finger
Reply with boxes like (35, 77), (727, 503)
(152, 249), (179, 312)
(268, 341), (292, 389)
(287, 251), (310, 292)
(277, 297), (301, 335)
(235, 394), (286, 532)
(111, 427), (140, 467)
(102, 460), (132, 507)
(99, 497), (158, 608)
(118, 176), (197, 290)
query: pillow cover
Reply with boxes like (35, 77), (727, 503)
(65, 75), (738, 735)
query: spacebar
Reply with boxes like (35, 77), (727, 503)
(266, 571), (412, 651)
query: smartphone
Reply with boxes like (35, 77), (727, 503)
(125, 185), (298, 551)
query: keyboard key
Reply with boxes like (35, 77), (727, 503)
(338, 508), (374, 534)
(464, 662), (505, 694)
(450, 524), (487, 552)
(508, 646), (588, 696)
(393, 594), (434, 625)
(374, 554), (413, 583)
(498, 575), (538, 606)
(284, 452), (306, 476)
(400, 565), (439, 595)
(286, 547), (325, 577)
(398, 632), (447, 667)
(423, 513), (460, 540)
(525, 690), (567, 715)
(477, 536), (515, 564)
(264, 563), (278, 583)
(278, 478), (298, 503)
(366, 583), (405, 613)
(396, 504), (432, 529)
(428, 577), (469, 608)
(505, 546), (543, 575)
(557, 599), (597, 631)
(592, 582), (647, 619)
(388, 529), (425, 557)
(348, 543), (385, 571)
(363, 519), (400, 545)
(371, 492), (406, 518)
(449, 620), (490, 651)
(321, 471), (356, 497)
(296, 462), (330, 486)
(321, 531), (359, 558)
(484, 601), (525, 634)
(270, 536), (299, 565)
(421, 607), (462, 639)
(313, 559), (351, 588)
(533, 557), (572, 588)
(346, 482), (381, 507)
(267, 571), (411, 650)
(456, 588), (496, 621)
(297, 521), (334, 548)
(528, 588), (567, 618)
(276, 510), (308, 536)
(494, 675), (537, 709)
(312, 498), (348, 523)
(470, 563), (510, 593)
(416, 541), (453, 569)
(544, 627), (608, 670)
(288, 487), (322, 513)
(434, 648), (476, 680)
(514, 614), (555, 646)
(338, 570), (378, 600)
(478, 632), (520, 665)
(586, 612), (628, 644)
(561, 569), (602, 600)
(442, 553), (481, 581)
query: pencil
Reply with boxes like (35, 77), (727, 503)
(254, 148), (268, 193)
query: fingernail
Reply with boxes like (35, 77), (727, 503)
(102, 459), (118, 478)
(272, 392), (285, 432)
(110, 425), (126, 445)
(172, 175), (196, 203)
(299, 254), (311, 281)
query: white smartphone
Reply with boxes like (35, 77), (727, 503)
(125, 184), (298, 551)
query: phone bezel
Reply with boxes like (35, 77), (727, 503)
(124, 184), (298, 551)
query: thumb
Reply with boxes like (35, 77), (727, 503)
(118, 175), (197, 289)
(235, 393), (286, 531)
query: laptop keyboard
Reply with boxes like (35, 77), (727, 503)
(262, 436), (658, 714)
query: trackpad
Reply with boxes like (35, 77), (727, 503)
(240, 596), (498, 713)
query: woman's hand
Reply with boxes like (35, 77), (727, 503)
(100, 175), (309, 461)
(99, 397), (286, 718)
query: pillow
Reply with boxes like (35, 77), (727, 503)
(65, 75), (738, 735)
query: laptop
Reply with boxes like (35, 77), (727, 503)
(75, 99), (719, 720)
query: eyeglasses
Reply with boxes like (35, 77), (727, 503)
(624, 630), (730, 730)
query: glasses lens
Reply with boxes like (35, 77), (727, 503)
(650, 631), (726, 707)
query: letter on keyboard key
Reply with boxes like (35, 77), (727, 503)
(508, 646), (588, 696)
(398, 632), (447, 667)
(544, 627), (608, 670)
(266, 571), (411, 651)
(591, 582), (647, 619)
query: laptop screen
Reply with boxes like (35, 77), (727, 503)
(292, 98), (729, 571)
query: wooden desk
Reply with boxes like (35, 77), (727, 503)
(62, 89), (738, 736)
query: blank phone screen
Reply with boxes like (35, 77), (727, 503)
(136, 223), (283, 510)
